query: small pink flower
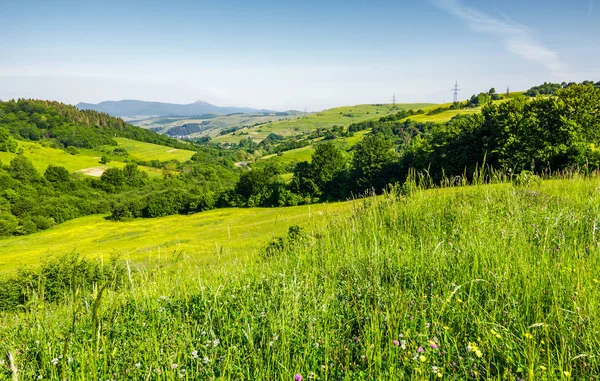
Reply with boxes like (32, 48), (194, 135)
(430, 343), (438, 349)
(417, 346), (425, 353)
(393, 340), (400, 346)
(294, 374), (303, 381)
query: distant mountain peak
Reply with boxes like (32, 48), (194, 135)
(76, 100), (274, 118)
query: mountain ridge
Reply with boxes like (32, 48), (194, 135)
(76, 99), (275, 118)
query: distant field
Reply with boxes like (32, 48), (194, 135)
(132, 112), (303, 136)
(114, 137), (196, 162)
(260, 145), (316, 165)
(401, 93), (530, 123)
(255, 96), (528, 166)
(259, 130), (370, 165)
(0, 141), (162, 177)
(403, 108), (482, 123)
(0, 141), (117, 173)
(0, 200), (356, 273)
(214, 103), (434, 144)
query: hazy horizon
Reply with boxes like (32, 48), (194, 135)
(1, 0), (598, 111)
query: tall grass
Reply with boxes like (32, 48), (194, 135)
(1, 176), (599, 380)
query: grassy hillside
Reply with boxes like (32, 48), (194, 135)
(214, 103), (433, 144)
(0, 200), (354, 273)
(402, 108), (482, 123)
(2, 176), (599, 379)
(114, 137), (196, 162)
(0, 140), (163, 177)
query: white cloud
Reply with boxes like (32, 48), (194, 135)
(434, 0), (567, 74)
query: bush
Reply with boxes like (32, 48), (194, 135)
(0, 127), (17, 152)
(0, 253), (126, 311)
(512, 170), (542, 187)
(262, 225), (308, 258)
(65, 146), (79, 155)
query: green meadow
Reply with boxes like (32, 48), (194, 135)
(402, 108), (482, 123)
(0, 200), (354, 274)
(0, 141), (123, 174)
(0, 140), (163, 177)
(114, 138), (196, 162)
(1, 176), (599, 379)
(133, 113), (302, 136)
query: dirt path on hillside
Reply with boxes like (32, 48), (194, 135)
(75, 166), (107, 177)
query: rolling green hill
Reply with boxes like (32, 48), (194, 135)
(0, 199), (354, 273)
(0, 140), (164, 177)
(113, 138), (196, 162)
(1, 83), (600, 379)
(214, 103), (433, 144)
(132, 112), (304, 137)
(0, 99), (193, 150)
(253, 93), (531, 168)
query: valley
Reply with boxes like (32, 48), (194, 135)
(2, 1), (600, 378)
(1, 82), (599, 380)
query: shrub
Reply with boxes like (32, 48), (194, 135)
(0, 253), (126, 311)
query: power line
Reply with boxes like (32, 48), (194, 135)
(451, 81), (461, 103)
(391, 94), (397, 105)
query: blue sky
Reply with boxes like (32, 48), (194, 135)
(0, 0), (598, 110)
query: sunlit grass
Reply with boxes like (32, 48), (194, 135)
(403, 108), (482, 123)
(114, 137), (196, 162)
(1, 177), (599, 379)
(214, 103), (433, 144)
(0, 141), (163, 177)
(0, 200), (354, 274)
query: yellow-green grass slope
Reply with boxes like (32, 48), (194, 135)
(113, 137), (195, 162)
(2, 176), (599, 379)
(0, 140), (163, 177)
(0, 200), (354, 273)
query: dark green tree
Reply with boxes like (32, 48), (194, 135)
(352, 134), (397, 191)
(290, 161), (320, 198)
(0, 127), (17, 153)
(310, 142), (347, 189)
(44, 165), (71, 183)
(8, 156), (39, 182)
(100, 168), (125, 191)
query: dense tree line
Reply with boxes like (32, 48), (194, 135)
(402, 84), (600, 180)
(0, 150), (242, 236)
(524, 80), (599, 97)
(232, 84), (600, 206)
(0, 157), (110, 236)
(0, 99), (192, 149)
(348, 108), (423, 132)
